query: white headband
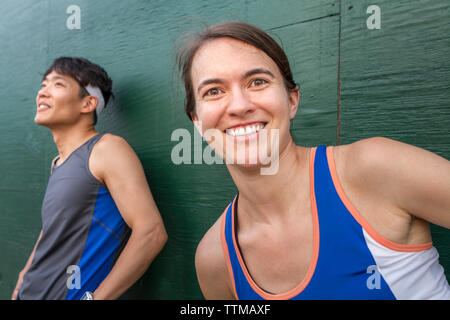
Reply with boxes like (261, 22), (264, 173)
(85, 85), (105, 117)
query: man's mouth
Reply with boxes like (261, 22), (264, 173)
(225, 122), (266, 136)
(37, 103), (51, 111)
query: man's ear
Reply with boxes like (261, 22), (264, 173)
(80, 95), (98, 115)
(288, 87), (300, 120)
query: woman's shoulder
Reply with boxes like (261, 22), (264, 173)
(196, 213), (225, 261)
(195, 210), (236, 299)
(332, 136), (409, 174)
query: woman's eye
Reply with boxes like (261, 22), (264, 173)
(250, 78), (267, 87)
(205, 88), (221, 96)
(55, 82), (64, 87)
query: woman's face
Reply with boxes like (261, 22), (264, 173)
(190, 37), (299, 169)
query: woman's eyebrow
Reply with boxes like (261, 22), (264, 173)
(196, 68), (275, 93)
(243, 68), (275, 79)
(197, 78), (225, 94)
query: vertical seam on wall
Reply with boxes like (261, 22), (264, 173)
(337, 0), (342, 145)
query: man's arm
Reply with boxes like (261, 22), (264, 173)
(89, 134), (167, 300)
(195, 217), (235, 300)
(12, 230), (43, 300)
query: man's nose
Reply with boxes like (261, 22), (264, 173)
(37, 86), (50, 99)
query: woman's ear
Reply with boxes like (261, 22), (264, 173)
(288, 87), (300, 120)
(191, 113), (203, 135)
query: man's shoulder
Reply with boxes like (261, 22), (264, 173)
(96, 133), (129, 149)
(89, 133), (140, 183)
(92, 133), (136, 160)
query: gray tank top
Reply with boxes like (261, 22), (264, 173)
(19, 133), (130, 300)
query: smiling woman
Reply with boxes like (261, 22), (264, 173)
(177, 22), (450, 300)
(190, 38), (296, 171)
(177, 23), (300, 171)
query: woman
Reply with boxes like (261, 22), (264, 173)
(177, 22), (450, 299)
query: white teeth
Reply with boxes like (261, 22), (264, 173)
(38, 104), (49, 110)
(226, 123), (265, 136)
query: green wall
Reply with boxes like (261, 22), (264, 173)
(0, 0), (448, 299)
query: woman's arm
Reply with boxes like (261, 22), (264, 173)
(342, 137), (450, 229)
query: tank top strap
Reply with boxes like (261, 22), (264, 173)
(84, 133), (106, 153)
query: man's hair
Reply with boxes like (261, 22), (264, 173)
(43, 57), (114, 125)
(176, 22), (298, 121)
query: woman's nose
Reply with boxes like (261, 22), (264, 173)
(226, 87), (256, 117)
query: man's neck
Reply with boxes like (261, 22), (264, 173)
(51, 125), (98, 162)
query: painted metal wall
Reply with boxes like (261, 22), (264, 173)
(0, 0), (448, 299)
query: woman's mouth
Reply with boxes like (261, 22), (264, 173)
(225, 122), (266, 137)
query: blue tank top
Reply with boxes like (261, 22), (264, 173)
(221, 145), (450, 299)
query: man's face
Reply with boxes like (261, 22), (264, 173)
(35, 71), (86, 128)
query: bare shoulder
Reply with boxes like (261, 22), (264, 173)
(195, 214), (235, 299)
(196, 216), (224, 267)
(91, 133), (140, 164)
(335, 136), (446, 178)
(336, 136), (407, 166)
(333, 136), (450, 235)
(94, 133), (134, 155)
(334, 137), (415, 194)
(90, 134), (142, 184)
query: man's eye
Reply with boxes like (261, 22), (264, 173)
(55, 82), (64, 86)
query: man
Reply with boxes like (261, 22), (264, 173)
(12, 57), (167, 300)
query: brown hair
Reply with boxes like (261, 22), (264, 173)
(177, 22), (297, 121)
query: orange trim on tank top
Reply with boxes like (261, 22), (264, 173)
(326, 146), (432, 252)
(221, 147), (320, 300)
(221, 200), (239, 299)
